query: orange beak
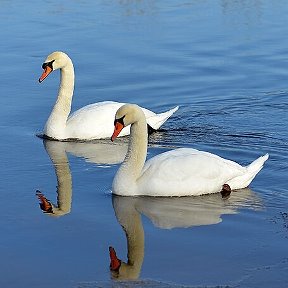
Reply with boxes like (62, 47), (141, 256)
(111, 121), (124, 141)
(39, 66), (53, 83)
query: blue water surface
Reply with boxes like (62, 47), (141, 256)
(0, 1), (287, 287)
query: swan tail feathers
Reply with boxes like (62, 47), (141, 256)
(227, 153), (269, 190)
(146, 106), (179, 130)
(246, 153), (269, 174)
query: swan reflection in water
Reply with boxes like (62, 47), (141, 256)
(109, 190), (262, 280)
(36, 138), (128, 215)
(35, 139), (263, 281)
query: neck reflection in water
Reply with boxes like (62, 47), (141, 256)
(109, 190), (262, 280)
(35, 139), (263, 281)
(36, 138), (128, 216)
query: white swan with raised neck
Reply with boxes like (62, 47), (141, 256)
(111, 104), (269, 197)
(39, 51), (179, 141)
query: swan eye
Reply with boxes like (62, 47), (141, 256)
(42, 60), (55, 70)
(114, 116), (125, 126)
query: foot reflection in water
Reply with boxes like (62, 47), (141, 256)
(109, 190), (262, 280)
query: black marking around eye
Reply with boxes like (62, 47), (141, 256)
(42, 60), (55, 70)
(114, 115), (125, 126)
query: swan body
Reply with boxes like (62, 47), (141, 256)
(111, 104), (269, 197)
(39, 51), (178, 140)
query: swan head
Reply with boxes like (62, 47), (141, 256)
(39, 51), (71, 83)
(111, 104), (144, 141)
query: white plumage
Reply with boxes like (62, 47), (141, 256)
(111, 104), (269, 197)
(39, 51), (178, 140)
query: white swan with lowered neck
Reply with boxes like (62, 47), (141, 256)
(39, 51), (179, 141)
(111, 104), (269, 197)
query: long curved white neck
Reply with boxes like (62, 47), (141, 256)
(44, 60), (74, 139)
(113, 117), (148, 195)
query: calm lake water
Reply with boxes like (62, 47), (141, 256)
(0, 1), (287, 287)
